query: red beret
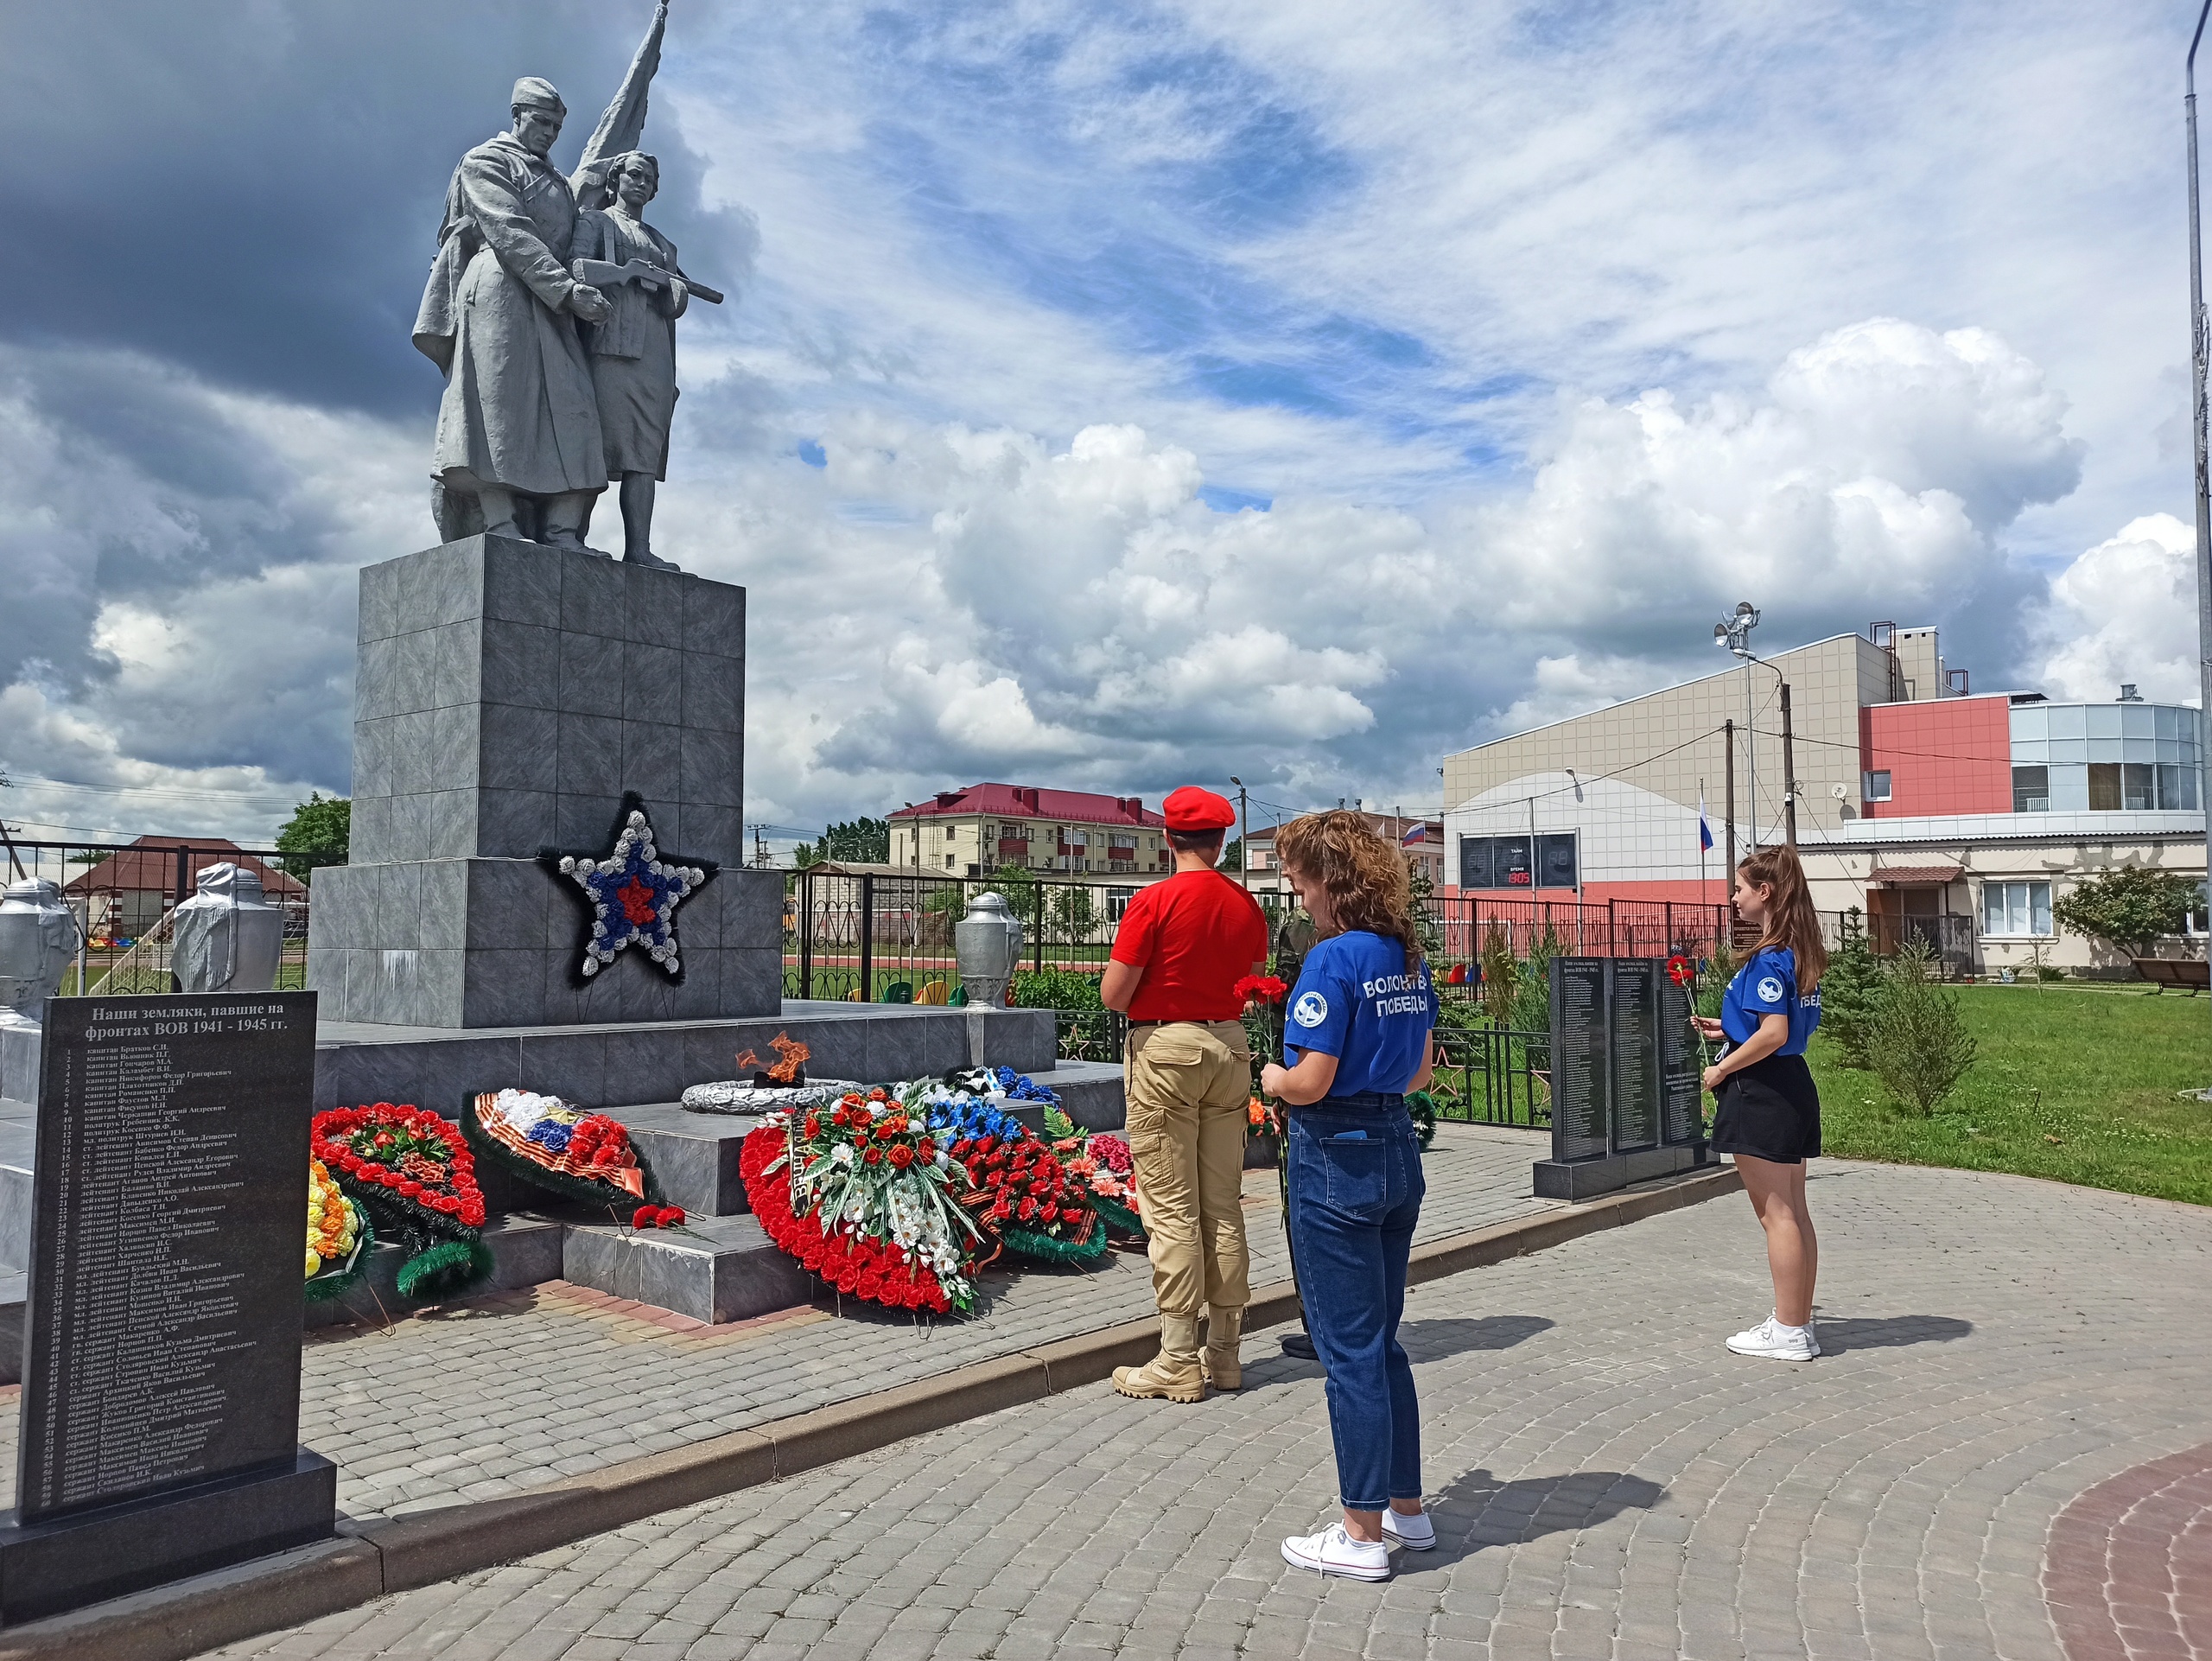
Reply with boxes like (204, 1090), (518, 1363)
(1161, 786), (1236, 832)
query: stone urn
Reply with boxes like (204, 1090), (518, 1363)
(172, 862), (285, 995)
(0, 877), (79, 1028)
(954, 892), (1024, 1011)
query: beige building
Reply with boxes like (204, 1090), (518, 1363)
(1439, 621), (2208, 975)
(887, 784), (1172, 879)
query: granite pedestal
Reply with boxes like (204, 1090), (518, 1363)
(306, 536), (777, 1028)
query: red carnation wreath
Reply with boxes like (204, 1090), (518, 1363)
(739, 1123), (969, 1314)
(311, 1103), (493, 1301)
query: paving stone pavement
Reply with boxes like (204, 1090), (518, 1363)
(201, 1159), (2212, 1660)
(0, 1123), (1551, 1519)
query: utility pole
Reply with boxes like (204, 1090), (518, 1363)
(1780, 682), (1799, 847)
(2189, 1), (2212, 971)
(1723, 717), (1737, 888)
(1230, 776), (1250, 891)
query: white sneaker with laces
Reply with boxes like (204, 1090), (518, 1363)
(1726, 1315), (1819, 1361)
(1281, 1522), (1391, 1580)
(1381, 1509), (1435, 1551)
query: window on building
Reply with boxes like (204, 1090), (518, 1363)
(2088, 763), (2122, 811)
(2161, 765), (2202, 811)
(1981, 880), (2053, 938)
(2012, 765), (2049, 813)
(945, 854), (957, 869)
(1863, 770), (1892, 802)
(1107, 888), (1139, 921)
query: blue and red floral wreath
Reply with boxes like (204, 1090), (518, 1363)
(539, 793), (718, 988)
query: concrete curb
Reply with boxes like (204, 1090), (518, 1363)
(0, 1164), (1740, 1661)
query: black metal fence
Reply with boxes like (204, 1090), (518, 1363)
(785, 867), (1293, 1004)
(1, 837), (311, 996)
(1427, 1025), (1552, 1130)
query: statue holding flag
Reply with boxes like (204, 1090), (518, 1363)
(413, 2), (715, 567)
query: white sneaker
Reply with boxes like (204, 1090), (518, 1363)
(1726, 1315), (1819, 1361)
(1381, 1509), (1435, 1551)
(1281, 1522), (1391, 1580)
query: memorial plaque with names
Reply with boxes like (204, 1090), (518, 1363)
(20, 993), (316, 1522)
(1610, 958), (1661, 1151)
(1658, 977), (1704, 1145)
(1548, 957), (1610, 1162)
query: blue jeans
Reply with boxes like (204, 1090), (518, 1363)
(1286, 1093), (1426, 1511)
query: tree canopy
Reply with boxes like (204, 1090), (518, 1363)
(276, 792), (350, 884)
(2051, 866), (2203, 957)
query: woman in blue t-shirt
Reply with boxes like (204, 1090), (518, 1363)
(1691, 843), (1827, 1363)
(1258, 811), (1438, 1582)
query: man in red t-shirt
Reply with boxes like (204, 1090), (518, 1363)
(1102, 786), (1269, 1403)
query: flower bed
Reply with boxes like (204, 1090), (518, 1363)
(304, 1156), (372, 1302)
(311, 1104), (493, 1301)
(463, 1089), (663, 1213)
(737, 1088), (985, 1314)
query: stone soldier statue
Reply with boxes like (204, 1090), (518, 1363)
(572, 151), (698, 570)
(414, 77), (613, 551)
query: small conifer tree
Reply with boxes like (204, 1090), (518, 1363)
(1867, 937), (1976, 1114)
(1818, 907), (1885, 1070)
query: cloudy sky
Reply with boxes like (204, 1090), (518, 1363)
(0, 0), (2200, 847)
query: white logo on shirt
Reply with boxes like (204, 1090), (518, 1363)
(1292, 990), (1329, 1028)
(1757, 976), (1784, 1003)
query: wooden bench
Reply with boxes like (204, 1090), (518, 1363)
(2133, 958), (2210, 994)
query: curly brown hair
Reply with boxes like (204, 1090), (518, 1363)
(1274, 810), (1422, 973)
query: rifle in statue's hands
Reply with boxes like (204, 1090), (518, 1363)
(573, 258), (724, 306)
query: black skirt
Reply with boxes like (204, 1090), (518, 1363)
(1709, 1051), (1821, 1164)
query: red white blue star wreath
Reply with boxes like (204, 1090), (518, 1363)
(539, 793), (717, 986)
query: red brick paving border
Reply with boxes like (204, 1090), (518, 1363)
(2047, 1441), (2212, 1660)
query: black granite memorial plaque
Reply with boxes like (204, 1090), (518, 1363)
(0, 992), (335, 1622)
(1610, 959), (1661, 1152)
(1658, 977), (1705, 1146)
(1547, 957), (1610, 1163)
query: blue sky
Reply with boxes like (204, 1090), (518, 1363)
(0, 0), (2199, 844)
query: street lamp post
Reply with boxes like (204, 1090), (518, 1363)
(1714, 601), (1796, 848)
(2189, 2), (2212, 970)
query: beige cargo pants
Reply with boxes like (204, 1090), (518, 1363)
(1125, 1020), (1252, 1319)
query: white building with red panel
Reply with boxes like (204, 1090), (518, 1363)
(1440, 624), (2206, 974)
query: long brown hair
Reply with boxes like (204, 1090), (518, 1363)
(1738, 844), (1827, 990)
(1274, 811), (1423, 973)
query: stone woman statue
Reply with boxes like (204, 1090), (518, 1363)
(573, 152), (690, 570)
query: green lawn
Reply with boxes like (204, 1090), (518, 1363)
(1807, 984), (2212, 1205)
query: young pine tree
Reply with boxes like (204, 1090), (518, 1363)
(1867, 937), (1977, 1114)
(1818, 907), (1885, 1070)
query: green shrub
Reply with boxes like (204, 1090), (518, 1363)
(1695, 938), (1736, 1021)
(1012, 966), (1117, 1060)
(2052, 865), (2202, 957)
(1867, 938), (1977, 1114)
(1819, 908), (1884, 1070)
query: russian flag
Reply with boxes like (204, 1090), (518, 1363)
(1402, 823), (1427, 846)
(1699, 793), (1714, 852)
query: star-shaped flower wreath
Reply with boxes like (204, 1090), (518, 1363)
(539, 794), (718, 986)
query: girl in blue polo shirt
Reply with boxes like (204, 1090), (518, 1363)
(1692, 844), (1827, 1363)
(1259, 811), (1438, 1582)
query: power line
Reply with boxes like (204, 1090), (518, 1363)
(3, 773), (308, 808)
